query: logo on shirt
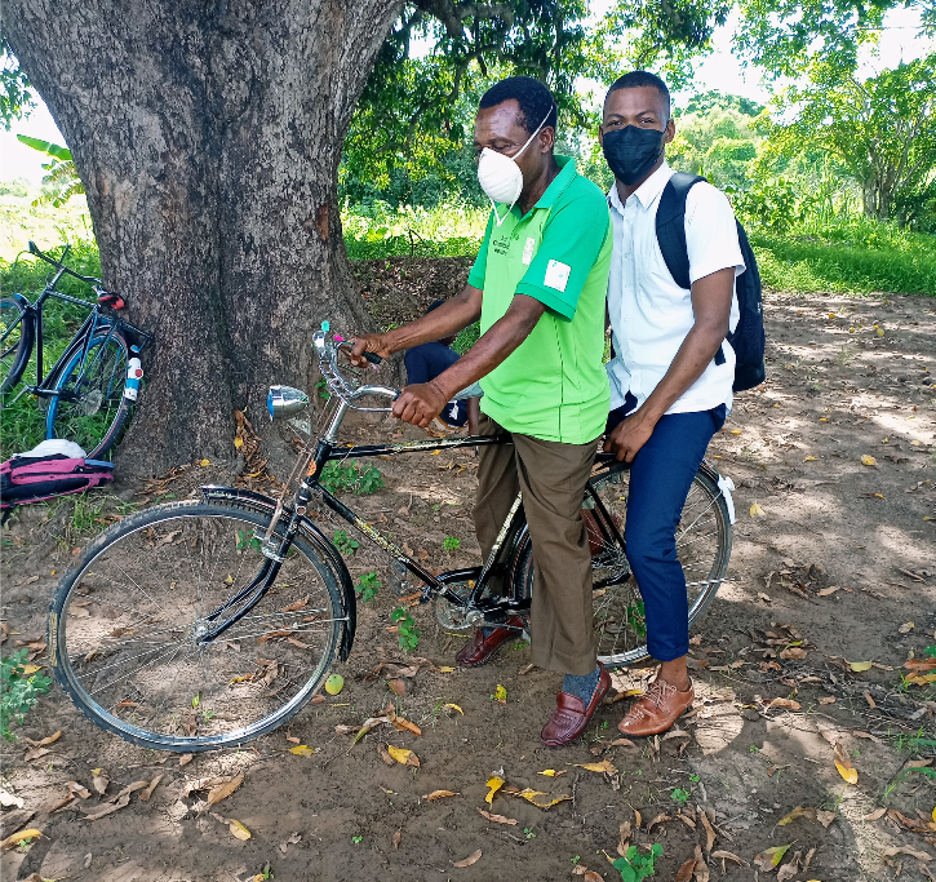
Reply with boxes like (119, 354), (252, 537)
(521, 237), (536, 265)
(544, 259), (571, 293)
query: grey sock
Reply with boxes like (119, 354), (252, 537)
(563, 664), (601, 703)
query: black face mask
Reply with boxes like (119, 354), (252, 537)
(602, 125), (665, 186)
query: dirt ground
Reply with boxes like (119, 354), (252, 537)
(2, 262), (935, 882)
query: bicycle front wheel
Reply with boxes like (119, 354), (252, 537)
(0, 296), (32, 395)
(513, 463), (731, 667)
(46, 329), (132, 459)
(50, 501), (346, 751)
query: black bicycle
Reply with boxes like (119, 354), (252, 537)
(49, 326), (734, 751)
(0, 242), (152, 459)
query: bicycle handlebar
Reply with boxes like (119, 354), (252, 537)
(28, 241), (125, 308)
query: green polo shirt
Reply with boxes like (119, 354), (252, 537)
(467, 155), (611, 444)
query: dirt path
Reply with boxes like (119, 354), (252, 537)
(2, 286), (934, 882)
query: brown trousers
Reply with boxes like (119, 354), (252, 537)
(473, 414), (598, 675)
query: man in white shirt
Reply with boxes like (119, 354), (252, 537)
(600, 71), (744, 737)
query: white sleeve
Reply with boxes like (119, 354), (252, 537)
(684, 182), (745, 285)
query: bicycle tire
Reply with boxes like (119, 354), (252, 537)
(46, 328), (132, 459)
(0, 296), (33, 396)
(50, 500), (345, 751)
(512, 463), (731, 667)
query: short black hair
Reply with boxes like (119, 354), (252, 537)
(606, 71), (671, 118)
(479, 76), (558, 134)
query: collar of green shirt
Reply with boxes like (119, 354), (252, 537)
(508, 154), (577, 220)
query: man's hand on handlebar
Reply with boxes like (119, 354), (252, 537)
(392, 381), (449, 428)
(349, 334), (391, 367)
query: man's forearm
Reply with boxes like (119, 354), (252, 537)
(383, 285), (482, 354)
(429, 294), (545, 401)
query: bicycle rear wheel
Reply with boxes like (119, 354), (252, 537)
(512, 463), (731, 667)
(50, 501), (346, 751)
(46, 329), (132, 459)
(0, 297), (32, 395)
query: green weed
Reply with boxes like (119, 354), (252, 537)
(671, 787), (691, 803)
(319, 462), (385, 495)
(442, 536), (460, 552)
(613, 844), (663, 882)
(1, 649), (52, 740)
(391, 607), (420, 651)
(885, 765), (936, 801)
(332, 529), (360, 555)
(355, 571), (381, 602)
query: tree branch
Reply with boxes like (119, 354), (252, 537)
(412, 0), (514, 37)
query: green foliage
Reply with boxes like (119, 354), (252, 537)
(235, 529), (263, 554)
(1, 649), (52, 741)
(342, 200), (486, 260)
(332, 529), (360, 555)
(319, 462), (385, 495)
(613, 844), (663, 882)
(442, 535), (460, 552)
(671, 787), (691, 803)
(391, 606), (420, 651)
(16, 135), (84, 207)
(0, 37), (33, 130)
(356, 571), (381, 602)
(757, 54), (936, 225)
(735, 0), (903, 78)
(750, 219), (936, 296)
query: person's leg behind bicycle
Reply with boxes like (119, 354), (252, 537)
(613, 401), (726, 736)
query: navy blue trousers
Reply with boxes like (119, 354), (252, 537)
(607, 394), (726, 661)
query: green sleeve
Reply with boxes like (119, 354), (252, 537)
(467, 211), (495, 289)
(515, 183), (610, 321)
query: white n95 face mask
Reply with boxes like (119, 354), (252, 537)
(477, 107), (553, 226)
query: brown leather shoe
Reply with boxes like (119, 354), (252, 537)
(618, 678), (694, 737)
(455, 616), (525, 667)
(541, 665), (611, 747)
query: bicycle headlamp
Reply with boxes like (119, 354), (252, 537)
(267, 385), (310, 420)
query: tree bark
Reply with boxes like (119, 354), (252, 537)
(3, 0), (404, 479)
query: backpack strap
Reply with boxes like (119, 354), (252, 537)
(655, 172), (727, 365)
(655, 172), (705, 291)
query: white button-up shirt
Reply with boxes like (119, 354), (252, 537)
(606, 161), (744, 415)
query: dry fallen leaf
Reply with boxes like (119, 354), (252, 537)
(288, 745), (315, 757)
(862, 807), (887, 821)
(452, 849), (482, 868)
(861, 455), (876, 466)
(485, 776), (504, 806)
(422, 790), (457, 801)
(206, 773), (244, 806)
(387, 678), (406, 696)
(139, 774), (163, 802)
(767, 698), (802, 712)
(229, 819), (251, 841)
(0, 829), (42, 850)
(92, 769), (109, 795)
(848, 659), (873, 672)
(478, 808), (517, 825)
(84, 794), (131, 820)
(882, 845), (933, 861)
(750, 502), (766, 517)
(572, 759), (618, 774)
(387, 745), (420, 767)
(510, 788), (572, 809)
(442, 702), (463, 714)
(753, 844), (791, 872)
(699, 810), (717, 852)
(833, 742), (859, 785)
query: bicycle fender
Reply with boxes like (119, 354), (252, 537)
(698, 461), (736, 525)
(200, 485), (357, 661)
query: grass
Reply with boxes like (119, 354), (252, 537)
(752, 215), (936, 297)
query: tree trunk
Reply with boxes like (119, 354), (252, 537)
(3, 0), (404, 480)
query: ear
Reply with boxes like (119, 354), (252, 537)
(598, 124), (605, 147)
(664, 117), (675, 145)
(538, 126), (556, 153)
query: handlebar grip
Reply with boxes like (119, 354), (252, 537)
(28, 240), (38, 254)
(362, 351), (382, 365)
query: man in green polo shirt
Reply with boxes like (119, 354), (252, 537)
(351, 76), (612, 747)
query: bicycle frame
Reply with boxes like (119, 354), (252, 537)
(4, 244), (152, 404)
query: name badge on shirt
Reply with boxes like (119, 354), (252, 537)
(544, 259), (571, 293)
(521, 237), (536, 265)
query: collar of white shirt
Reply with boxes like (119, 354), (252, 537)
(607, 161), (673, 214)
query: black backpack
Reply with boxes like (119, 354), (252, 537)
(655, 172), (766, 392)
